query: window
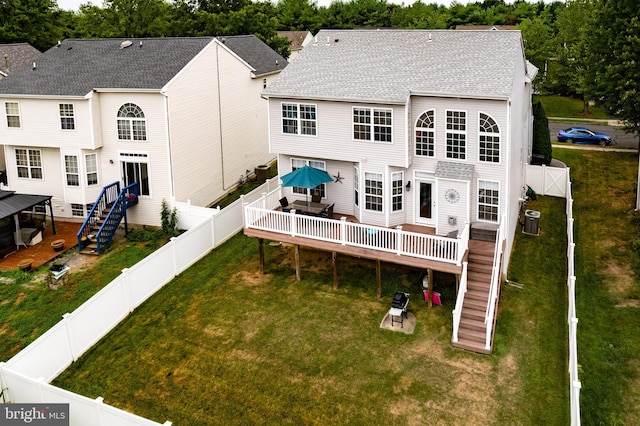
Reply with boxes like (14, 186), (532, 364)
(478, 180), (499, 222)
(282, 103), (316, 135)
(121, 152), (150, 196)
(354, 166), (359, 207)
(117, 103), (146, 141)
(392, 172), (403, 212)
(353, 107), (392, 142)
(446, 110), (466, 159)
(71, 203), (84, 217)
(85, 154), (98, 185)
(479, 113), (500, 163)
(364, 172), (383, 212)
(15, 149), (42, 179)
(291, 159), (326, 197)
(60, 104), (75, 130)
(65, 155), (79, 186)
(415, 110), (435, 157)
(5, 102), (20, 128)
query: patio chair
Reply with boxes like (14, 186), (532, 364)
(279, 197), (291, 212)
(319, 203), (334, 219)
(311, 194), (322, 203)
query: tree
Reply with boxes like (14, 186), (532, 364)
(0, 0), (64, 50)
(587, 0), (640, 208)
(532, 100), (552, 165)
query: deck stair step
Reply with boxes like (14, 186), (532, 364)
(452, 238), (501, 355)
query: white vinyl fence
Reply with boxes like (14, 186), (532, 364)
(0, 177), (279, 426)
(528, 163), (581, 425)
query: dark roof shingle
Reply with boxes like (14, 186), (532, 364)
(216, 35), (287, 76)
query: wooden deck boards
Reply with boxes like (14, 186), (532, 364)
(243, 227), (463, 275)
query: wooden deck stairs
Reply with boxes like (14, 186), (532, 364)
(79, 204), (114, 256)
(453, 239), (501, 354)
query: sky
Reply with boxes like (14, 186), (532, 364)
(56, 0), (557, 13)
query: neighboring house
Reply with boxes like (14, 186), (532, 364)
(277, 31), (313, 61)
(0, 36), (287, 227)
(0, 43), (41, 79)
(245, 29), (537, 353)
(455, 25), (519, 31)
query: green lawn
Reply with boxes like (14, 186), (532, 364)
(552, 148), (640, 425)
(54, 206), (569, 424)
(537, 95), (609, 120)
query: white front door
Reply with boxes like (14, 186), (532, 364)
(415, 179), (436, 226)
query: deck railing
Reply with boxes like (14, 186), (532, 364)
(451, 261), (469, 342)
(244, 188), (469, 265)
(483, 213), (506, 350)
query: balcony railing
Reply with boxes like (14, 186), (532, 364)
(244, 188), (469, 266)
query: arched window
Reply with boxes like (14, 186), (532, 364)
(415, 110), (435, 157)
(479, 113), (499, 163)
(117, 103), (146, 141)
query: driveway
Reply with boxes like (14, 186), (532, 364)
(549, 121), (638, 150)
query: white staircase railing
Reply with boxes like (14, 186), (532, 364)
(451, 261), (469, 343)
(245, 187), (470, 265)
(483, 213), (506, 350)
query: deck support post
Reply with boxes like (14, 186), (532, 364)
(258, 238), (264, 274)
(332, 251), (338, 290)
(427, 268), (434, 308)
(456, 274), (460, 294)
(376, 259), (382, 299)
(294, 244), (301, 282)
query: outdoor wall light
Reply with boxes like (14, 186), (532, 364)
(405, 181), (411, 191)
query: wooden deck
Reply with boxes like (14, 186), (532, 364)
(244, 224), (463, 275)
(0, 221), (82, 272)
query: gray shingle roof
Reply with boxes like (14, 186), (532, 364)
(217, 35), (287, 77)
(435, 161), (475, 181)
(263, 29), (527, 103)
(0, 36), (287, 97)
(0, 43), (42, 76)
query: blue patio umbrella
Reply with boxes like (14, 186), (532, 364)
(280, 166), (333, 205)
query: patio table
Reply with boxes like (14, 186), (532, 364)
(291, 200), (329, 216)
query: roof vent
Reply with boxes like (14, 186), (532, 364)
(4, 54), (8, 69)
(32, 62), (36, 70)
(427, 33), (432, 42)
(313, 36), (318, 46)
(326, 36), (330, 46)
(139, 41), (143, 48)
(119, 40), (133, 49)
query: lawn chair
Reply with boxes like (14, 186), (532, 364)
(311, 194), (322, 203)
(279, 197), (291, 212)
(319, 203), (334, 219)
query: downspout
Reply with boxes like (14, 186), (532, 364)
(216, 43), (228, 190)
(162, 92), (175, 200)
(505, 98), (512, 274)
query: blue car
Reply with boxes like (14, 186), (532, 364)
(557, 127), (613, 146)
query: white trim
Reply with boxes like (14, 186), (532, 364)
(477, 179), (500, 223)
(280, 102), (318, 137)
(414, 108), (436, 157)
(477, 111), (501, 164)
(352, 106), (393, 144)
(391, 170), (404, 213)
(414, 176), (436, 227)
(445, 109), (468, 161)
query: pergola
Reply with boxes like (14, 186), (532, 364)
(0, 190), (56, 250)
